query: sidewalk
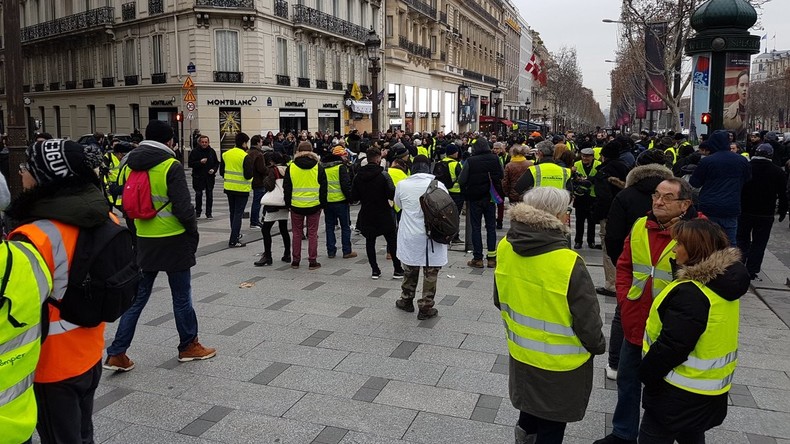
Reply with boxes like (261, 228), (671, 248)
(39, 183), (790, 444)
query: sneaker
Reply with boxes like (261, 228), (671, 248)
(592, 434), (635, 444)
(206, 215), (213, 220)
(486, 258), (497, 268)
(596, 287), (616, 297)
(103, 353), (135, 372)
(178, 339), (217, 362)
(467, 259), (484, 268)
(417, 308), (438, 320)
(250, 223), (262, 229)
(395, 298), (415, 312)
(291, 261), (300, 269)
(308, 261), (321, 270)
(371, 269), (381, 280)
(605, 365), (618, 380)
(196, 214), (201, 220)
(238, 233), (244, 240)
(342, 252), (358, 259)
(392, 270), (404, 279)
(229, 242), (246, 248)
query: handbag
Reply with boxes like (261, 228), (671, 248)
(260, 178), (285, 207)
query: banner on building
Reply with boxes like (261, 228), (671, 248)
(722, 52), (751, 140)
(636, 100), (647, 120)
(458, 85), (472, 124)
(645, 22), (668, 111)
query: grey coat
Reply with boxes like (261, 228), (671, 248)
(493, 203), (606, 423)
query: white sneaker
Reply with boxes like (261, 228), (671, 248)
(605, 365), (618, 380)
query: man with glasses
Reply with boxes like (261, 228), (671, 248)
(594, 178), (701, 444)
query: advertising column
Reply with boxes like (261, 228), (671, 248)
(722, 53), (750, 140)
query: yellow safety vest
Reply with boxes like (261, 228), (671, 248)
(324, 164), (345, 203)
(104, 153), (121, 205)
(573, 160), (600, 197)
(664, 147), (678, 165)
(222, 147), (252, 193)
(417, 146), (431, 159)
(289, 164), (320, 208)
(627, 217), (675, 301)
(529, 163), (570, 189)
(442, 157), (462, 194)
(644, 280), (739, 396)
(592, 146), (603, 162)
(495, 240), (591, 371)
(121, 158), (186, 238)
(741, 152), (750, 159)
(388, 167), (409, 212)
(0, 241), (52, 444)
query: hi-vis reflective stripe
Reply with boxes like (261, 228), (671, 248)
(292, 196), (318, 201)
(0, 327), (39, 356)
(0, 373), (34, 408)
(151, 195), (169, 203)
(15, 243), (51, 304)
(48, 319), (81, 336)
(533, 165), (569, 187)
(500, 302), (576, 337)
(505, 324), (587, 355)
(683, 350), (738, 371)
(664, 369), (734, 392)
(631, 264), (674, 297)
(224, 171), (249, 185)
(31, 220), (68, 300)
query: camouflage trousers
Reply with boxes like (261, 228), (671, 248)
(400, 265), (441, 309)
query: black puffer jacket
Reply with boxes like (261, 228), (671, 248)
(591, 158), (630, 222)
(457, 139), (504, 202)
(740, 157), (788, 217)
(7, 176), (109, 232)
(352, 164), (396, 237)
(640, 247), (748, 433)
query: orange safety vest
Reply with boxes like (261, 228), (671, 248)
(10, 220), (106, 383)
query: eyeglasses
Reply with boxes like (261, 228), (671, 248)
(652, 192), (686, 203)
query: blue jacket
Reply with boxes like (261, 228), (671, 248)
(689, 130), (751, 218)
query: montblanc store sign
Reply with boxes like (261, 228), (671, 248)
(206, 96), (258, 106)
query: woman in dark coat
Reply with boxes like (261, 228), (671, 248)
(254, 152), (291, 266)
(351, 147), (403, 279)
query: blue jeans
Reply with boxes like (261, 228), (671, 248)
(611, 340), (643, 440)
(250, 187), (266, 225)
(468, 199), (497, 260)
(107, 270), (199, 355)
(706, 215), (737, 247)
(226, 192), (248, 244)
(324, 202), (352, 256)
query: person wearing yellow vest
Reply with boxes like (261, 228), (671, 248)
(284, 141), (328, 270)
(434, 144), (464, 242)
(6, 139), (110, 443)
(571, 148), (601, 249)
(639, 220), (748, 443)
(514, 140), (573, 196)
(0, 240), (52, 444)
(494, 187), (605, 444)
(594, 178), (697, 444)
(321, 146), (357, 259)
(221, 132), (254, 247)
(105, 121), (215, 374)
(102, 141), (133, 209)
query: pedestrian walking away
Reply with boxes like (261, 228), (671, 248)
(187, 134), (219, 219)
(221, 132), (254, 247)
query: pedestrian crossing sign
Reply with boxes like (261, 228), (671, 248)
(183, 89), (196, 102)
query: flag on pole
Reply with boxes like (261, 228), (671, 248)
(525, 54), (537, 74)
(377, 88), (385, 103)
(350, 82), (363, 100)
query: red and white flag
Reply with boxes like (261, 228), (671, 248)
(538, 60), (547, 86)
(525, 54), (537, 75)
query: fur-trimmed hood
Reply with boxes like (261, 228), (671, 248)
(506, 203), (570, 257)
(677, 247), (749, 301)
(625, 164), (673, 188)
(292, 150), (320, 169)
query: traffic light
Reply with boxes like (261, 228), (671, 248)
(700, 112), (711, 125)
(176, 112), (184, 122)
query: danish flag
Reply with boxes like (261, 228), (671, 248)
(525, 54), (539, 76)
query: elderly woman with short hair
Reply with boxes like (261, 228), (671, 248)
(502, 144), (534, 204)
(494, 187), (606, 444)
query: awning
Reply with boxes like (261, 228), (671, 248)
(500, 119), (514, 126)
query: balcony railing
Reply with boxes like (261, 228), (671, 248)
(462, 0), (497, 27)
(195, 0), (254, 8)
(297, 77), (311, 88)
(122, 2), (136, 21)
(124, 75), (139, 86)
(403, 0), (437, 20)
(49, 82), (60, 91)
(316, 80), (328, 89)
(65, 80), (77, 90)
(274, 0), (289, 18)
(214, 71), (243, 82)
(463, 70), (499, 86)
(34, 83), (45, 92)
(398, 35), (432, 59)
(292, 5), (367, 43)
(21, 7), (115, 43)
(102, 77), (115, 87)
(332, 81), (343, 91)
(149, 0), (164, 14)
(439, 11), (447, 23)
(151, 72), (167, 84)
(83, 79), (95, 88)
(276, 75), (291, 86)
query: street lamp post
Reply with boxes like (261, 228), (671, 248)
(365, 29), (382, 141)
(491, 87), (503, 117)
(524, 99), (531, 130)
(542, 106), (548, 134)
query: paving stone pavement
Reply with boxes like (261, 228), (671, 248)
(35, 178), (790, 443)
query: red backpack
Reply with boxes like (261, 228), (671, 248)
(122, 170), (168, 219)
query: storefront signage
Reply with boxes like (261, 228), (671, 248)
(505, 18), (521, 33)
(318, 111), (340, 118)
(431, 112), (440, 118)
(207, 98), (257, 106)
(418, 112), (428, 118)
(405, 112), (415, 118)
(388, 108), (400, 116)
(151, 99), (176, 106)
(284, 101), (305, 107)
(322, 103), (338, 108)
(279, 111), (306, 118)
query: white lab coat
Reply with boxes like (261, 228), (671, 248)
(394, 173), (449, 267)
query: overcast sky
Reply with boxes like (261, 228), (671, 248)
(512, 0), (790, 113)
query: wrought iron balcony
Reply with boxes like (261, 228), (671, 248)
(122, 2), (136, 21)
(49, 82), (60, 91)
(124, 75), (139, 86)
(398, 35), (432, 59)
(102, 77), (115, 87)
(403, 0), (437, 20)
(83, 79), (95, 88)
(439, 11), (447, 24)
(214, 71), (243, 82)
(462, 0), (497, 27)
(316, 80), (328, 89)
(274, 0), (289, 19)
(276, 75), (291, 86)
(149, 0), (164, 14)
(65, 80), (77, 90)
(195, 0), (254, 8)
(21, 7), (115, 43)
(34, 83), (45, 92)
(151, 73), (167, 84)
(292, 5), (367, 43)
(462, 70), (483, 82)
(332, 81), (343, 91)
(298, 77), (311, 88)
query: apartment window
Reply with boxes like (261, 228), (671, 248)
(431, 36), (436, 53)
(151, 34), (164, 74)
(388, 83), (399, 108)
(332, 0), (338, 16)
(102, 43), (114, 78)
(316, 0), (323, 12)
(123, 40), (137, 76)
(316, 47), (326, 80)
(332, 52), (340, 82)
(39, 106), (46, 132)
(215, 30), (239, 72)
(346, 0), (352, 21)
(404, 86), (414, 112)
(298, 44), (308, 78)
(131, 104), (140, 130)
(108, 105), (116, 133)
(88, 105), (96, 133)
(54, 106), (62, 138)
(385, 16), (393, 38)
(276, 38), (288, 76)
(81, 47), (95, 80)
(360, 6), (366, 28)
(347, 55), (354, 83)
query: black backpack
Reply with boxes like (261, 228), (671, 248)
(432, 161), (454, 190)
(55, 220), (140, 327)
(419, 179), (459, 245)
